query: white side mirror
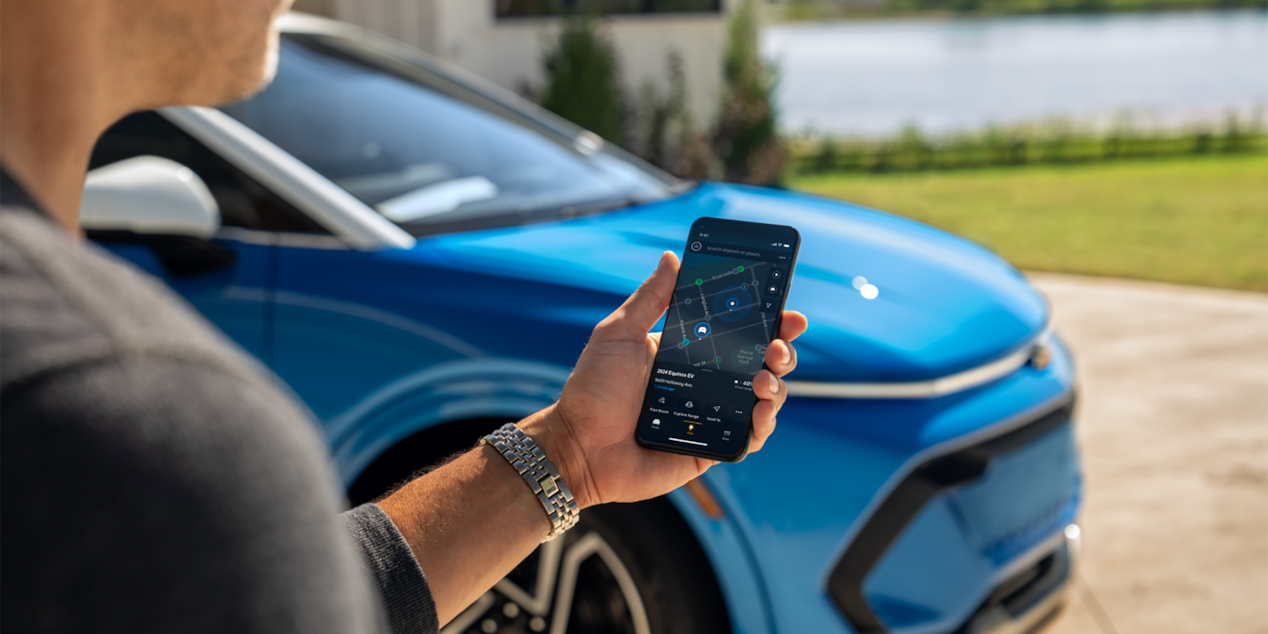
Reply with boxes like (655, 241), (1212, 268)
(81, 156), (220, 239)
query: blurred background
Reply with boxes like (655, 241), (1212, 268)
(290, 0), (1267, 293)
(285, 0), (1266, 631)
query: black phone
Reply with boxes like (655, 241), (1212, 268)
(634, 217), (801, 463)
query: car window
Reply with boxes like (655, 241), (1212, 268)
(90, 111), (329, 234)
(218, 34), (679, 236)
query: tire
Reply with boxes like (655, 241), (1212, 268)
(348, 421), (732, 634)
(441, 496), (732, 634)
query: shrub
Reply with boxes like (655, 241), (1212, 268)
(635, 52), (721, 180)
(540, 14), (626, 147)
(713, 0), (786, 185)
(537, 2), (785, 184)
(791, 111), (1268, 175)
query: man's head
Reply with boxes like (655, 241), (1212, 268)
(104, 0), (295, 111)
(0, 0), (294, 230)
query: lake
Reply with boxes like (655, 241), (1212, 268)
(763, 10), (1268, 137)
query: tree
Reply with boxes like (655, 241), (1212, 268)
(713, 0), (785, 185)
(635, 52), (721, 180)
(540, 14), (626, 147)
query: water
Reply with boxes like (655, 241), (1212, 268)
(763, 10), (1268, 137)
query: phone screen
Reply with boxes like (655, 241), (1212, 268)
(635, 217), (800, 462)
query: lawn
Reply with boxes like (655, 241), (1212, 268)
(787, 155), (1268, 292)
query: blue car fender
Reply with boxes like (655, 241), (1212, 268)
(328, 357), (571, 484)
(667, 474), (778, 634)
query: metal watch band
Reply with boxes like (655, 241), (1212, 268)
(479, 423), (580, 542)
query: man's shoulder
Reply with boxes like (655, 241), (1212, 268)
(0, 212), (382, 634)
(0, 202), (330, 504)
(0, 204), (267, 391)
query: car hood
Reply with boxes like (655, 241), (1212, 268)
(422, 183), (1047, 383)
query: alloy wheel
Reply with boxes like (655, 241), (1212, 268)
(441, 522), (651, 634)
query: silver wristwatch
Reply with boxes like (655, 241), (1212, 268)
(479, 423), (580, 542)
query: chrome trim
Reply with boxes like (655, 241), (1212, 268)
(215, 226), (351, 250)
(977, 579), (1067, 634)
(273, 232), (350, 250)
(158, 106), (416, 251)
(1065, 523), (1082, 563)
(996, 530), (1066, 585)
(786, 327), (1052, 399)
(279, 11), (363, 37)
(978, 527), (1080, 634)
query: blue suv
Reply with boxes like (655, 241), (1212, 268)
(85, 13), (1082, 634)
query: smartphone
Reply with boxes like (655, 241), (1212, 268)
(634, 217), (801, 463)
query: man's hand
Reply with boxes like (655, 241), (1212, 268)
(380, 251), (805, 623)
(524, 251), (808, 509)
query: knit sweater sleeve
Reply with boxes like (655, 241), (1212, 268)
(341, 504), (440, 634)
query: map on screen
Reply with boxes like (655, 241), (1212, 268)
(657, 252), (781, 374)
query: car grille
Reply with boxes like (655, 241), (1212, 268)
(952, 541), (1072, 634)
(827, 397), (1077, 634)
(947, 417), (1080, 565)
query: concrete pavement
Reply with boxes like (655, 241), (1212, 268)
(1027, 274), (1268, 634)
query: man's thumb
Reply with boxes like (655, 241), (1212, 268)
(609, 251), (679, 336)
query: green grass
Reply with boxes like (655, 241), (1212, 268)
(787, 155), (1268, 292)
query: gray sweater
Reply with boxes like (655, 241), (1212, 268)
(0, 171), (439, 634)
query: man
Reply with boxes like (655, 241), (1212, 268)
(0, 1), (808, 632)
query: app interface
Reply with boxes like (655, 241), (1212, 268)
(638, 228), (794, 454)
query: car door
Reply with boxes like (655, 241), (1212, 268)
(89, 111), (332, 363)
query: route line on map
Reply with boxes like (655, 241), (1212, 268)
(665, 260), (775, 367)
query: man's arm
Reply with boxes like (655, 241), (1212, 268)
(376, 410), (564, 626)
(377, 252), (808, 625)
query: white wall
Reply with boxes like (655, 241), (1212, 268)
(319, 0), (730, 131)
(329, 0), (439, 54)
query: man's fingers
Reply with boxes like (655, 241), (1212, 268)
(765, 339), (798, 377)
(778, 311), (808, 343)
(597, 252), (680, 341)
(749, 399), (778, 454)
(761, 311), (806, 379)
(752, 369), (786, 406)
(748, 368), (786, 455)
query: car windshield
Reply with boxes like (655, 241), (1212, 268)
(220, 31), (681, 236)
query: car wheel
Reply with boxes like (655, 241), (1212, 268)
(440, 497), (731, 634)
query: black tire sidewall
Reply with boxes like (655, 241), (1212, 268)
(575, 497), (732, 634)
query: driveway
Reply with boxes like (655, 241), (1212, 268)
(1028, 274), (1268, 634)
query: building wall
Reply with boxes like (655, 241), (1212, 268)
(304, 0), (731, 132)
(328, 0), (440, 56)
(290, 0), (335, 18)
